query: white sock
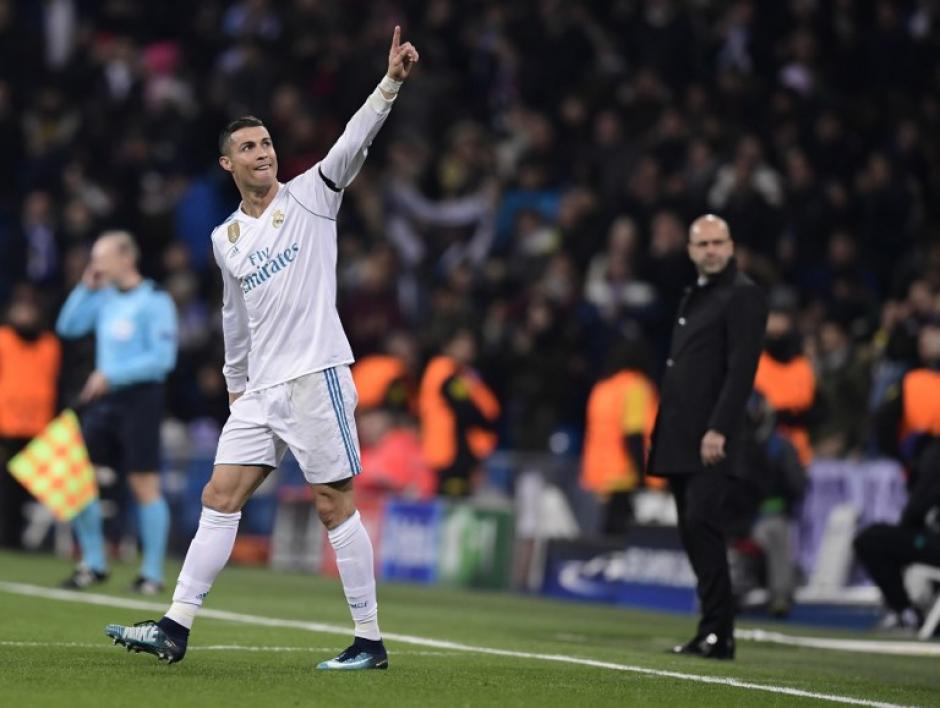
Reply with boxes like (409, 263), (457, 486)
(165, 507), (241, 629)
(165, 601), (198, 629)
(328, 511), (381, 641)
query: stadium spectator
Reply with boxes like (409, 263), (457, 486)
(419, 326), (499, 498)
(580, 335), (659, 537)
(754, 301), (817, 466)
(352, 330), (419, 416)
(810, 313), (871, 458)
(649, 215), (767, 660)
(55, 231), (178, 594)
(584, 216), (658, 328)
(728, 392), (806, 618)
(0, 288), (61, 548)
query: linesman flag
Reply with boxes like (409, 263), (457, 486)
(7, 409), (97, 521)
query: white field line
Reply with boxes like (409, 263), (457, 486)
(737, 628), (940, 657)
(0, 581), (911, 708)
(0, 640), (455, 655)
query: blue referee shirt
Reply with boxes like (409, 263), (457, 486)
(56, 280), (178, 387)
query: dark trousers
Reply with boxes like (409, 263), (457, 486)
(0, 437), (31, 549)
(671, 472), (736, 638)
(601, 491), (634, 537)
(854, 524), (940, 612)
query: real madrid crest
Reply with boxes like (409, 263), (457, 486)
(227, 222), (240, 243)
(272, 209), (285, 228)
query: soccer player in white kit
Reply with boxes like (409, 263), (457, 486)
(105, 26), (419, 671)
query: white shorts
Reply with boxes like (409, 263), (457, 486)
(215, 366), (361, 484)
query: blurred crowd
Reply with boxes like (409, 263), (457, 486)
(1, 0), (940, 469)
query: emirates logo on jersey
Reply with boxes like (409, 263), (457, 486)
(240, 243), (301, 295)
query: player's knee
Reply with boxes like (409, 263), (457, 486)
(313, 493), (354, 530)
(314, 502), (343, 529)
(201, 481), (242, 514)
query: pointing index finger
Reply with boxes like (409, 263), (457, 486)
(391, 25), (400, 52)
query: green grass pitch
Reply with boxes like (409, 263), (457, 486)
(0, 551), (937, 707)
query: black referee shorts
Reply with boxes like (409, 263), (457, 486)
(80, 382), (164, 474)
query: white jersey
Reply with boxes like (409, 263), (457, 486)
(210, 88), (395, 394)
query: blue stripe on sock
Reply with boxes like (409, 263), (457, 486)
(324, 368), (357, 475)
(330, 368), (362, 474)
(329, 368), (361, 473)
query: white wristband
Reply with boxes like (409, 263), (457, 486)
(378, 75), (403, 95)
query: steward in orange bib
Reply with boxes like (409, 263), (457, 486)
(754, 306), (816, 466)
(353, 354), (409, 411)
(419, 327), (499, 497)
(0, 294), (61, 548)
(351, 331), (418, 415)
(873, 322), (940, 460)
(581, 338), (659, 535)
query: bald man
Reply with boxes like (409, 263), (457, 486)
(56, 230), (178, 594)
(648, 215), (768, 659)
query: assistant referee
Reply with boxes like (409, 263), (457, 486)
(56, 230), (178, 594)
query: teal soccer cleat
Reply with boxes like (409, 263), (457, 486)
(317, 641), (388, 671)
(105, 620), (186, 664)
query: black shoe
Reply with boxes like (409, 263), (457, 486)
(61, 567), (109, 590)
(670, 633), (735, 660)
(317, 638), (388, 670)
(105, 619), (187, 664)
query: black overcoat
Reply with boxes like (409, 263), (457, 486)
(648, 259), (768, 477)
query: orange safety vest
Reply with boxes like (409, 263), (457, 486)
(352, 355), (410, 411)
(581, 370), (659, 494)
(419, 356), (500, 469)
(754, 352), (815, 466)
(0, 327), (61, 438)
(902, 369), (940, 437)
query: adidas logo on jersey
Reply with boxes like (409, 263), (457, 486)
(240, 243), (301, 295)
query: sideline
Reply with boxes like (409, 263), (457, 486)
(736, 628), (940, 657)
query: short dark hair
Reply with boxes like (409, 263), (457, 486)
(219, 115), (265, 155)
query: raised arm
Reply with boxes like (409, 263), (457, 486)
(315, 26), (420, 193)
(56, 282), (108, 338)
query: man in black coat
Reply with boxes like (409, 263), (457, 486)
(648, 214), (768, 660)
